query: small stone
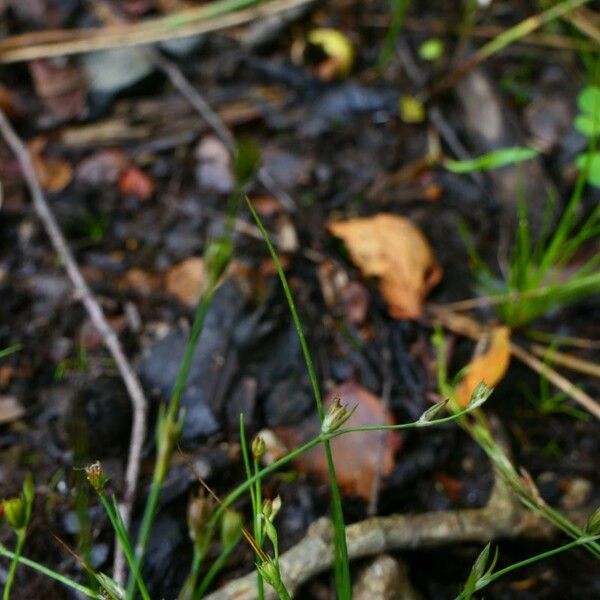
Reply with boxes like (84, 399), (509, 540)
(165, 258), (205, 307)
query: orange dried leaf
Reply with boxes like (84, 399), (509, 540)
(328, 213), (442, 319)
(455, 326), (511, 408)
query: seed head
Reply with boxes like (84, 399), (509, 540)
(85, 461), (109, 493)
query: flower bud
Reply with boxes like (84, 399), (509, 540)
(467, 382), (493, 410)
(251, 435), (266, 460)
(204, 237), (233, 287)
(262, 496), (282, 523)
(256, 558), (279, 588)
(85, 461), (109, 494)
(2, 497), (26, 531)
(586, 505), (600, 534)
(187, 495), (214, 547)
(321, 398), (356, 433)
(220, 509), (243, 548)
(417, 398), (449, 425)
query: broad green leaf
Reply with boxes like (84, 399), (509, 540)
(576, 152), (600, 187)
(443, 147), (538, 173)
(574, 114), (600, 138)
(577, 85), (600, 117)
(419, 38), (444, 61)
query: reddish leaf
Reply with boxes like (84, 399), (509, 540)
(118, 165), (155, 201)
(277, 381), (401, 500)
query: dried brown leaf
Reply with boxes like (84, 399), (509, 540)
(28, 137), (73, 193)
(328, 213), (442, 319)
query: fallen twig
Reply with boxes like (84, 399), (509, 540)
(562, 7), (600, 44)
(89, 0), (299, 218)
(0, 109), (148, 572)
(0, 0), (315, 63)
(146, 47), (297, 212)
(423, 0), (593, 100)
(204, 453), (573, 599)
(530, 344), (600, 380)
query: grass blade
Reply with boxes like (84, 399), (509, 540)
(246, 197), (352, 598)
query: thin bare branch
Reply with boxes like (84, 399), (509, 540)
(0, 0), (315, 63)
(530, 344), (600, 379)
(0, 109), (148, 567)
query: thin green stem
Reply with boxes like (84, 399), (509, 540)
(127, 288), (215, 599)
(379, 0), (411, 65)
(0, 344), (22, 359)
(253, 458), (265, 600)
(247, 197), (352, 597)
(189, 535), (214, 600)
(98, 494), (151, 600)
(271, 576), (292, 600)
(476, 0), (592, 63)
(3, 531), (26, 600)
(455, 536), (599, 600)
(196, 542), (239, 598)
(183, 548), (202, 599)
(0, 544), (100, 599)
(238, 415), (265, 600)
(212, 409), (474, 525)
(432, 331), (600, 560)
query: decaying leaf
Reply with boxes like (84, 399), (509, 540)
(76, 148), (129, 185)
(277, 381), (401, 500)
(328, 213), (442, 319)
(118, 268), (162, 295)
(0, 85), (22, 120)
(29, 58), (88, 121)
(118, 165), (155, 201)
(0, 396), (25, 425)
(166, 258), (205, 307)
(28, 137), (73, 193)
(317, 259), (370, 325)
(455, 326), (511, 408)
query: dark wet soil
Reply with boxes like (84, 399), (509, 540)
(0, 1), (599, 598)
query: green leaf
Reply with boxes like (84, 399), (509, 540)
(577, 85), (600, 117)
(419, 38), (444, 61)
(443, 147), (538, 173)
(575, 152), (600, 187)
(574, 114), (600, 138)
